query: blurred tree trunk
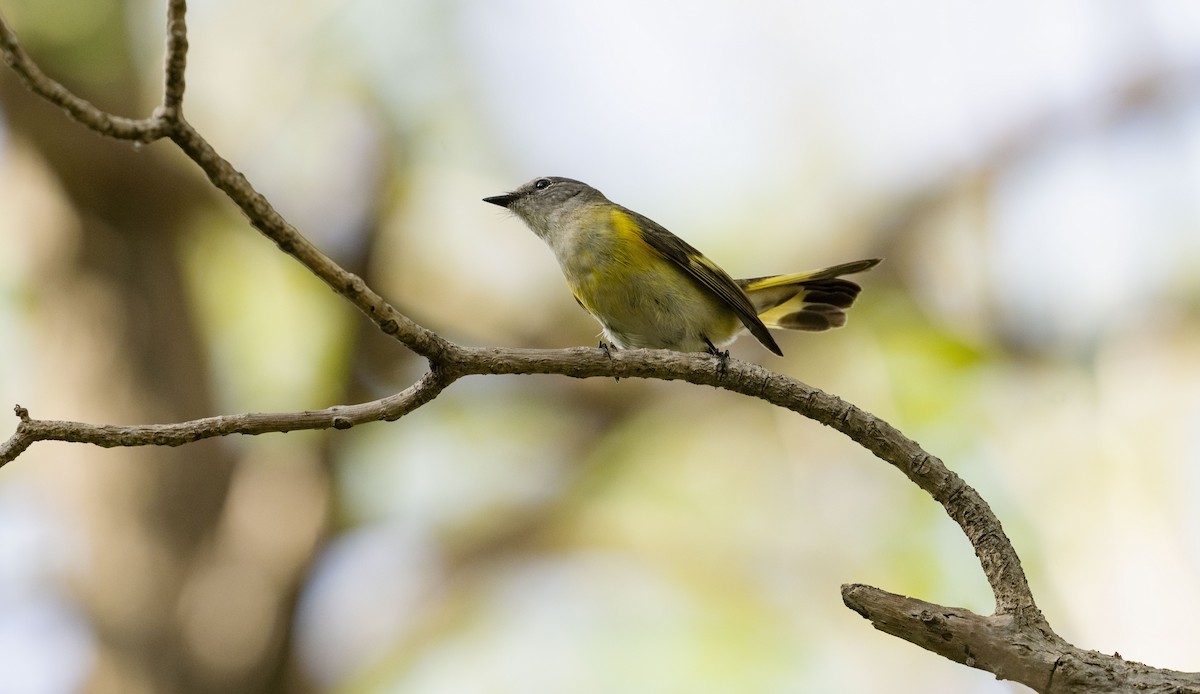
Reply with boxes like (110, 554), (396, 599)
(0, 6), (327, 692)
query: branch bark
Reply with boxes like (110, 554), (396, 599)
(1, 4), (1195, 692)
(842, 585), (1200, 693)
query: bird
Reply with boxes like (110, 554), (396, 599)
(484, 176), (880, 357)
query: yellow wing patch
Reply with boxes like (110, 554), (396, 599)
(740, 259), (882, 292)
(609, 208), (645, 245)
(619, 206), (782, 355)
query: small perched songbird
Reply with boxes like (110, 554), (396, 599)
(484, 176), (880, 357)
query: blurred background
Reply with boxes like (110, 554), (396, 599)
(1, 0), (1199, 692)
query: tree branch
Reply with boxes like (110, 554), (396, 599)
(842, 584), (1058, 685)
(2, 4), (1197, 692)
(0, 11), (168, 142)
(842, 585), (1200, 694)
(1, 369), (449, 461)
(165, 119), (452, 361)
(161, 0), (188, 113)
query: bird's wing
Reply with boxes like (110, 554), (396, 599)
(616, 206), (782, 356)
(738, 258), (882, 290)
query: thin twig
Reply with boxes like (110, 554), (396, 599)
(0, 13), (166, 142)
(0, 371), (449, 463)
(167, 120), (451, 361)
(161, 0), (188, 113)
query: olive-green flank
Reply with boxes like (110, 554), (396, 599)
(485, 177), (880, 357)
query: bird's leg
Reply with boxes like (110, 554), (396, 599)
(599, 338), (619, 382)
(703, 337), (730, 378)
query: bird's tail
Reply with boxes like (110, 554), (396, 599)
(736, 258), (882, 331)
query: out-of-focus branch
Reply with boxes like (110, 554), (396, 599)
(4, 4), (1200, 692)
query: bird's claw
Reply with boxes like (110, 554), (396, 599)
(599, 339), (619, 382)
(703, 338), (730, 378)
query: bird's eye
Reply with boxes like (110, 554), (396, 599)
(534, 178), (552, 190)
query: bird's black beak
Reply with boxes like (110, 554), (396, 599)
(483, 192), (518, 208)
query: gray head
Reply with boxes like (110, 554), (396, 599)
(483, 177), (608, 239)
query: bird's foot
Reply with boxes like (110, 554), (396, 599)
(599, 339), (619, 382)
(704, 338), (730, 378)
